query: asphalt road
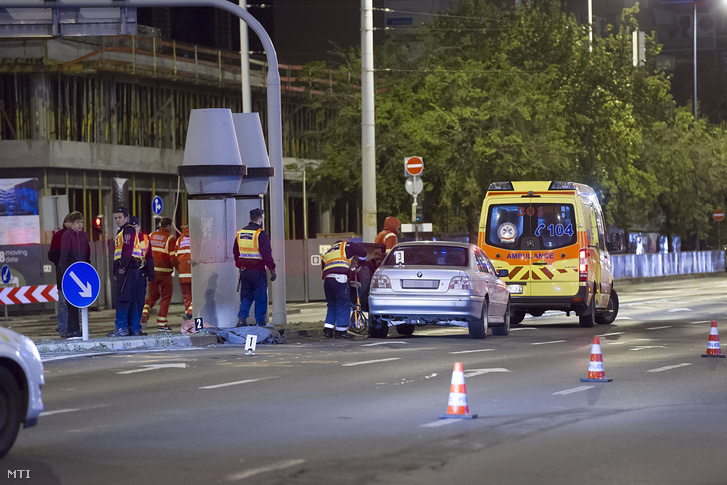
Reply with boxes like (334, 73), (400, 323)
(4, 277), (727, 484)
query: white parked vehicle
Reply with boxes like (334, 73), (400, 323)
(0, 327), (44, 457)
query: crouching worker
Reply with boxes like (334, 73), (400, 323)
(321, 240), (366, 339)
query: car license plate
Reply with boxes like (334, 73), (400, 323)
(508, 285), (523, 294)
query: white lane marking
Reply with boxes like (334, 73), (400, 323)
(631, 345), (667, 351)
(667, 308), (691, 313)
(42, 404), (110, 416)
(117, 363), (187, 374)
(464, 368), (510, 378)
(200, 377), (279, 390)
(342, 358), (401, 367)
(647, 363), (692, 373)
(690, 321), (712, 325)
(615, 316), (633, 320)
(647, 326), (672, 330)
(362, 341), (408, 347)
(225, 459), (306, 481)
(531, 340), (566, 345)
(510, 327), (538, 331)
(600, 332), (625, 336)
(553, 385), (594, 396)
(450, 349), (494, 354)
(421, 419), (461, 428)
(425, 373), (438, 379)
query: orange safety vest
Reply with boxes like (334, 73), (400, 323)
(150, 228), (176, 273)
(114, 226), (142, 261)
(236, 228), (263, 260)
(322, 242), (350, 272)
(175, 230), (191, 283)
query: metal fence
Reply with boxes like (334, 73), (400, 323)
(611, 251), (725, 279)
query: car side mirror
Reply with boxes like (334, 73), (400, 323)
(498, 269), (509, 278)
(609, 232), (624, 253)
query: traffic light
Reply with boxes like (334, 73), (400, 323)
(415, 204), (423, 223)
(94, 215), (103, 228)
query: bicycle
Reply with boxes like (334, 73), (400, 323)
(348, 260), (369, 334)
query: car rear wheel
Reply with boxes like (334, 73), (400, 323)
(0, 366), (23, 458)
(396, 324), (415, 336)
(492, 301), (511, 336)
(596, 289), (619, 325)
(579, 292), (596, 328)
(469, 300), (488, 339)
(368, 315), (389, 339)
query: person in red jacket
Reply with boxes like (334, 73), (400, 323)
(375, 216), (401, 252)
(175, 226), (193, 320)
(142, 217), (177, 331)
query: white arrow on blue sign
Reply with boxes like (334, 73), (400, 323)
(0, 265), (10, 284)
(152, 195), (163, 215)
(62, 262), (100, 308)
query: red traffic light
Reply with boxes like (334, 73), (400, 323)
(94, 216), (103, 227)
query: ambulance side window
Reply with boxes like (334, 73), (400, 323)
(594, 207), (606, 251)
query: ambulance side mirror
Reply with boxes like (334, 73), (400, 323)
(609, 233), (625, 253)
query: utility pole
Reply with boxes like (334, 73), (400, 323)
(361, 0), (377, 241)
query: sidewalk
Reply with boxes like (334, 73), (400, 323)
(1, 301), (330, 353)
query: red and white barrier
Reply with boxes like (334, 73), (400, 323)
(0, 285), (58, 305)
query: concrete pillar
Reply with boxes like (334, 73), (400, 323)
(30, 73), (50, 141)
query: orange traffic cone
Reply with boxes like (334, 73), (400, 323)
(580, 336), (613, 382)
(439, 362), (477, 419)
(702, 320), (726, 358)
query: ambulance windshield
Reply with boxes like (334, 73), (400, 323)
(486, 204), (577, 250)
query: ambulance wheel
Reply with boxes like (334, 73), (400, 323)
(368, 315), (389, 339)
(396, 324), (415, 336)
(579, 294), (596, 328)
(596, 289), (619, 325)
(510, 309), (525, 325)
(492, 302), (511, 336)
(469, 300), (488, 339)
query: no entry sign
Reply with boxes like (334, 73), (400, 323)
(714, 211), (725, 222)
(404, 156), (424, 177)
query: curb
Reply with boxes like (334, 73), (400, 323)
(35, 333), (219, 353)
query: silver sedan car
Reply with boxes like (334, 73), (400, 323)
(367, 241), (511, 339)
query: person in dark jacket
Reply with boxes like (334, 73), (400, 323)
(321, 240), (367, 339)
(232, 208), (276, 327)
(48, 213), (72, 338)
(58, 211), (91, 338)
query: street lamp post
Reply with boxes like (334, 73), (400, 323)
(694, 0), (698, 120)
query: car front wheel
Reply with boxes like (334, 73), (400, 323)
(0, 366), (23, 458)
(396, 324), (415, 336)
(469, 300), (488, 339)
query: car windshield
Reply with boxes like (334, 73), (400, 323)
(382, 245), (468, 267)
(485, 203), (577, 250)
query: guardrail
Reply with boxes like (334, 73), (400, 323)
(611, 250), (725, 279)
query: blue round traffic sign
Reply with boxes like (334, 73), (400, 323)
(0, 265), (10, 284)
(152, 196), (163, 215)
(62, 262), (100, 308)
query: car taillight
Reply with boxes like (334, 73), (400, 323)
(371, 274), (391, 289)
(579, 248), (588, 282)
(449, 276), (471, 290)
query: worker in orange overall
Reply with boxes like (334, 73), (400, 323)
(142, 217), (177, 331)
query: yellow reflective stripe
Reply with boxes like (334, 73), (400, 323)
(155, 267), (174, 273)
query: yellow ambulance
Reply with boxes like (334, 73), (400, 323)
(477, 181), (622, 327)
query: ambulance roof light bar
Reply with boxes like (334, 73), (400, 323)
(487, 182), (514, 191)
(548, 181), (577, 190)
